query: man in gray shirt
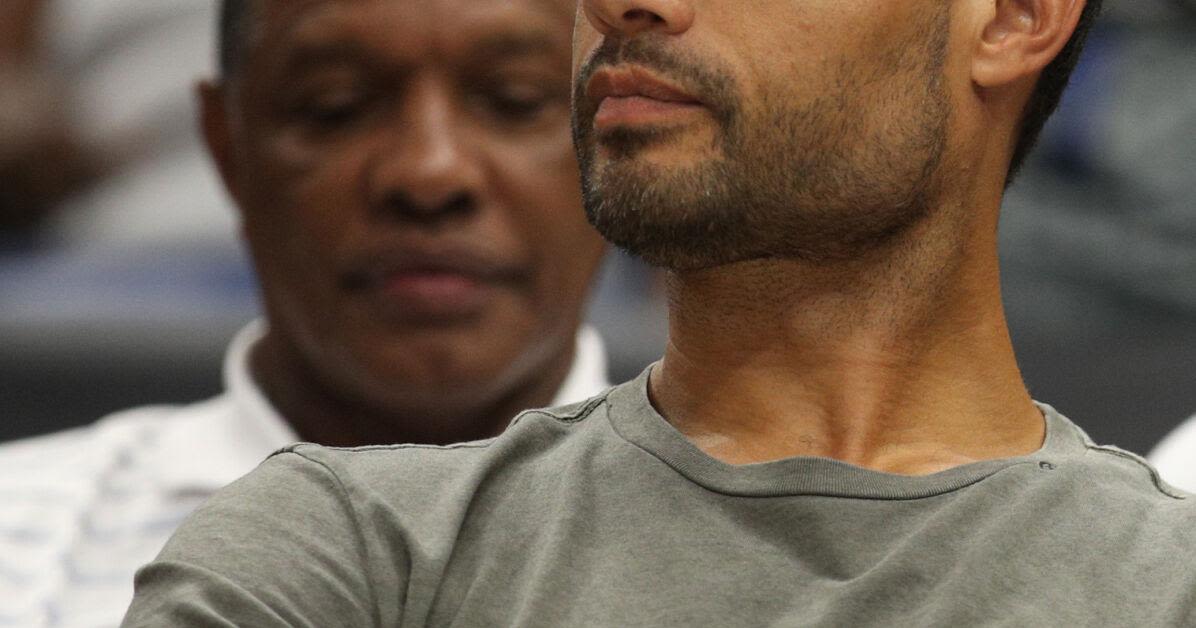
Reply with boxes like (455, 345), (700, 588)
(124, 0), (1196, 625)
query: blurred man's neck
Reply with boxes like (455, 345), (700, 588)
(249, 332), (574, 448)
(649, 201), (1044, 475)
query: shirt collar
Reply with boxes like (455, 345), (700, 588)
(151, 322), (608, 493)
(150, 320), (297, 494)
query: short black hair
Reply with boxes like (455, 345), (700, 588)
(1007, 0), (1104, 185)
(218, 0), (254, 78)
(216, 0), (1100, 183)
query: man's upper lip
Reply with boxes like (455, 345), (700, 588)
(587, 66), (701, 106)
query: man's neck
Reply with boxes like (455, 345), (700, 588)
(649, 214), (1044, 476)
(249, 332), (575, 448)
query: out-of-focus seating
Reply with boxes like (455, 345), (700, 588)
(1002, 0), (1196, 453)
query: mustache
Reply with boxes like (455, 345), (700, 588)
(573, 36), (738, 130)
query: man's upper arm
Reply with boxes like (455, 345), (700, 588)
(122, 451), (383, 628)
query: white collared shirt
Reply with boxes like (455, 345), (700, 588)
(0, 322), (610, 628)
(1149, 415), (1196, 494)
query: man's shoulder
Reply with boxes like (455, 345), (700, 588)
(1070, 437), (1167, 483)
(134, 389), (622, 615)
(1053, 431), (1196, 541)
(231, 391), (621, 528)
(1029, 405), (1189, 503)
(276, 392), (615, 490)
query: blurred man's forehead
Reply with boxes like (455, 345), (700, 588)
(252, 0), (574, 67)
(255, 0), (574, 38)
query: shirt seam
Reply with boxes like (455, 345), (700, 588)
(1082, 443), (1187, 500)
(280, 451), (383, 627)
(613, 426), (1042, 501)
(130, 560), (295, 626)
(270, 395), (611, 458)
(515, 392), (610, 425)
(274, 441), (497, 456)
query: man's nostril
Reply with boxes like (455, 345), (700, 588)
(623, 9), (664, 23)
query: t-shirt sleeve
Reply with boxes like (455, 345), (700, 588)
(121, 451), (383, 627)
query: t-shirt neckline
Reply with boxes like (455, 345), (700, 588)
(604, 366), (1083, 500)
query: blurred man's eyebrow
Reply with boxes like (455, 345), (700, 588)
(278, 40), (372, 73)
(468, 33), (563, 59)
(273, 32), (563, 75)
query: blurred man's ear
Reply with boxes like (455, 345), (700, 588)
(198, 81), (244, 209)
(970, 0), (1086, 89)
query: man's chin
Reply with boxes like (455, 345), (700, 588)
(586, 218), (744, 272)
(584, 143), (722, 183)
(582, 182), (756, 271)
(352, 362), (513, 418)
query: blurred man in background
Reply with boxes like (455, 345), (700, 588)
(0, 0), (606, 625)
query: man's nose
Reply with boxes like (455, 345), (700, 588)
(368, 82), (482, 223)
(580, 0), (695, 38)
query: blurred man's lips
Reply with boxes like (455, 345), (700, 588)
(379, 270), (490, 319)
(588, 67), (705, 130)
(343, 249), (525, 324)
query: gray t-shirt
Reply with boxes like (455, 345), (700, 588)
(123, 369), (1196, 627)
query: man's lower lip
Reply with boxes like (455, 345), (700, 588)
(372, 272), (494, 321)
(594, 96), (704, 130)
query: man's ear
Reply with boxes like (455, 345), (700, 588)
(971, 0), (1086, 89)
(197, 80), (245, 208)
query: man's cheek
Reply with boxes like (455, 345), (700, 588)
(267, 149), (364, 213)
(260, 128), (349, 179)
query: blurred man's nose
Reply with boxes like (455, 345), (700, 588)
(580, 0), (694, 37)
(368, 81), (482, 223)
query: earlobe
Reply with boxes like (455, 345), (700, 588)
(972, 0), (1085, 89)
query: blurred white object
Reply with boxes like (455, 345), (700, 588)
(42, 0), (237, 248)
(1150, 416), (1196, 493)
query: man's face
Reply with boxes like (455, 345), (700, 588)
(572, 0), (953, 270)
(217, 0), (604, 417)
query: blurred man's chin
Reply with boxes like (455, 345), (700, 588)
(344, 359), (513, 417)
(346, 328), (529, 389)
